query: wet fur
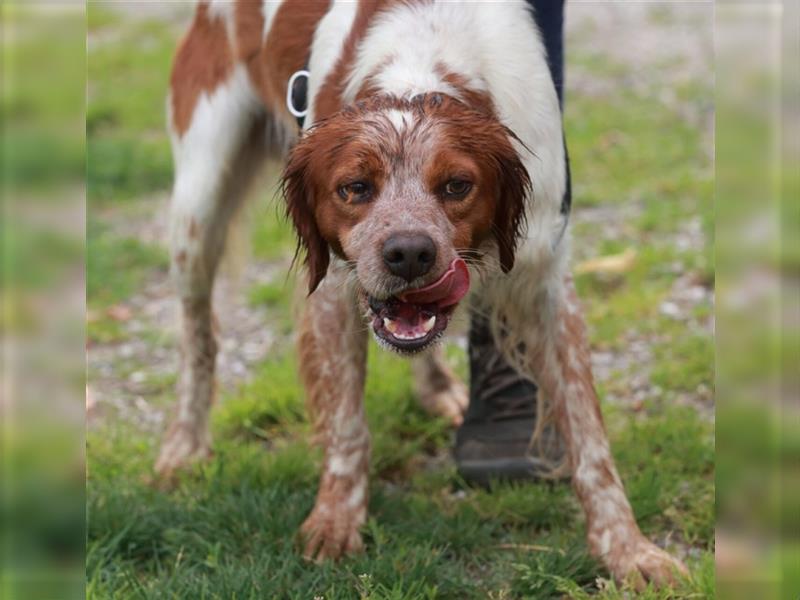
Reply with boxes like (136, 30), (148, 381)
(157, 0), (687, 588)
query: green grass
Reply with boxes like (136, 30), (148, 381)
(249, 195), (299, 261)
(87, 9), (715, 598)
(565, 89), (711, 208)
(88, 348), (714, 599)
(86, 5), (178, 341)
(87, 219), (168, 311)
(87, 217), (168, 342)
(2, 7), (86, 192)
(87, 11), (177, 204)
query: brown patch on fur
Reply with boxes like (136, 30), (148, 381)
(170, 3), (234, 136)
(233, 0), (264, 63)
(188, 218), (198, 239)
(314, 0), (392, 120)
(256, 0), (331, 121)
(435, 63), (497, 117)
(175, 250), (187, 267)
(423, 97), (530, 271)
(281, 140), (333, 294)
(557, 281), (605, 425)
(354, 57), (394, 102)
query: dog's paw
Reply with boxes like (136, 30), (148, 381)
(300, 505), (365, 561)
(605, 535), (688, 591)
(417, 379), (468, 426)
(153, 420), (212, 483)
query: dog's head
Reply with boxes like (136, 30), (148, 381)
(281, 94), (530, 353)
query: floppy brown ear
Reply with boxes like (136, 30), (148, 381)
(491, 129), (531, 273)
(280, 137), (330, 294)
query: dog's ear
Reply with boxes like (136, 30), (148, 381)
(281, 137), (330, 294)
(490, 129), (531, 273)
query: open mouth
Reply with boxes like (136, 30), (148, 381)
(368, 258), (470, 353)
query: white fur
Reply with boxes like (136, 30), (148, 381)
(206, 0), (232, 21)
(347, 480), (367, 508)
(385, 108), (415, 133)
(261, 0), (285, 40)
(328, 452), (361, 476)
(599, 529), (612, 556)
(206, 0), (235, 42)
(169, 65), (262, 297)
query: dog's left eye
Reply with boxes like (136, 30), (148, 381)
(338, 181), (372, 204)
(443, 179), (472, 198)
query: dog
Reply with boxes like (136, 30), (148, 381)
(156, 0), (687, 588)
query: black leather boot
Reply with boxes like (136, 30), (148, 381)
(454, 313), (567, 486)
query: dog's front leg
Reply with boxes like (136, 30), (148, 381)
(297, 267), (369, 561)
(512, 274), (687, 588)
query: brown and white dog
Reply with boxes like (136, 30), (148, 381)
(156, 0), (687, 588)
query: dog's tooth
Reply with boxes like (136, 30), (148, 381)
(402, 330), (424, 341)
(422, 315), (436, 333)
(383, 317), (398, 334)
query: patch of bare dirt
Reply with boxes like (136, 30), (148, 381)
(88, 195), (286, 430)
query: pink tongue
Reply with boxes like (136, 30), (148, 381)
(397, 258), (470, 308)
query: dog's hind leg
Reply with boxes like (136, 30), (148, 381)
(412, 347), (468, 426)
(486, 268), (687, 589)
(297, 263), (370, 560)
(154, 12), (277, 479)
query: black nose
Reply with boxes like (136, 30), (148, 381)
(382, 233), (437, 282)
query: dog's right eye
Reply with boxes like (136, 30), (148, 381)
(338, 181), (372, 204)
(442, 179), (473, 199)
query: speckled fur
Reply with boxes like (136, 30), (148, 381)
(159, 0), (687, 588)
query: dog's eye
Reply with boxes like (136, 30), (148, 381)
(443, 179), (472, 198)
(338, 181), (372, 204)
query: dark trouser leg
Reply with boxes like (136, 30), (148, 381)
(454, 0), (569, 485)
(529, 0), (565, 109)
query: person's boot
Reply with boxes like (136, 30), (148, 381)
(454, 312), (568, 486)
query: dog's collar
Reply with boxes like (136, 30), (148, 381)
(287, 68), (310, 129)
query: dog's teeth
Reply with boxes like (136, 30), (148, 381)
(422, 315), (436, 333)
(397, 331), (422, 341)
(383, 317), (398, 334)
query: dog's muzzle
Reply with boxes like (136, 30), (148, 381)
(368, 258), (470, 353)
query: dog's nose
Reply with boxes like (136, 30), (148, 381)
(382, 233), (437, 282)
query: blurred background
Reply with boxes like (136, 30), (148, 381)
(715, 2), (799, 599)
(1, 2), (85, 599)
(0, 1), (796, 598)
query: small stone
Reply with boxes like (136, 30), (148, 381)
(659, 301), (682, 319)
(107, 304), (133, 321)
